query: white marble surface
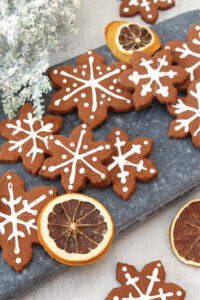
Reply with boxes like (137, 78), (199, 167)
(23, 1), (200, 299)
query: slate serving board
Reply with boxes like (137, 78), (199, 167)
(0, 10), (200, 300)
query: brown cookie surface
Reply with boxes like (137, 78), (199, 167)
(119, 49), (188, 110)
(48, 50), (133, 129)
(0, 103), (63, 175)
(168, 81), (200, 149)
(0, 171), (57, 271)
(39, 124), (113, 193)
(120, 0), (175, 24)
(106, 128), (158, 200)
(164, 24), (200, 90)
(105, 260), (186, 300)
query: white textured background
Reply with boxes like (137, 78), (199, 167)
(23, 1), (200, 299)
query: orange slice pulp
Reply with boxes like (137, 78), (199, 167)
(170, 199), (200, 267)
(37, 193), (114, 265)
(105, 21), (161, 63)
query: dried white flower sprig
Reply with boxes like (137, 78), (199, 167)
(0, 0), (82, 119)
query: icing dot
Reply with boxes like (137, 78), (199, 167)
(88, 50), (92, 55)
(99, 72), (103, 75)
(16, 258), (21, 264)
(7, 175), (11, 180)
(84, 102), (89, 107)
(90, 115), (94, 119)
(177, 291), (182, 296)
(157, 263), (161, 267)
(105, 145), (110, 149)
(14, 248), (20, 254)
(165, 46), (170, 50)
(150, 169), (156, 174)
(101, 94), (106, 98)
(195, 25), (200, 30)
(107, 97), (111, 101)
(123, 187), (128, 192)
(107, 67), (111, 71)
(101, 174), (106, 179)
(116, 131), (120, 136)
(49, 135), (54, 140)
(122, 266), (127, 272)
(66, 87), (71, 92)
(73, 83), (78, 87)
(92, 157), (97, 162)
(121, 65), (127, 70)
(63, 79), (67, 83)
(148, 14), (152, 19)
(82, 71), (86, 76)
(116, 89), (121, 93)
(144, 141), (149, 145)
(74, 98), (78, 102)
(127, 100), (131, 104)
(70, 142), (75, 147)
(96, 66), (101, 70)
(73, 69), (78, 73)
(109, 85), (114, 90)
(113, 79), (117, 84)
(49, 190), (53, 195)
(79, 168), (85, 174)
(81, 93), (86, 98)
(83, 64), (87, 68)
(123, 7), (129, 12)
(82, 124), (87, 128)
(68, 185), (73, 190)
(83, 145), (88, 149)
(53, 70), (58, 74)
(64, 167), (69, 173)
(100, 101), (103, 105)
(62, 154), (67, 159)
(42, 166), (46, 170)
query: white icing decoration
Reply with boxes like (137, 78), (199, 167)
(128, 55), (177, 97)
(7, 175), (11, 180)
(150, 169), (156, 174)
(177, 291), (182, 296)
(122, 266), (174, 299)
(74, 98), (78, 102)
(84, 103), (89, 107)
(105, 145), (110, 149)
(108, 137), (146, 186)
(42, 166), (46, 170)
(63, 79), (67, 83)
(6, 113), (53, 163)
(16, 257), (21, 264)
(53, 70), (58, 74)
(144, 141), (149, 145)
(66, 87), (70, 92)
(47, 129), (107, 190)
(0, 181), (47, 260)
(79, 168), (85, 174)
(122, 266), (127, 272)
(123, 187), (128, 192)
(54, 55), (131, 113)
(73, 83), (78, 87)
(49, 190), (53, 195)
(172, 82), (200, 136)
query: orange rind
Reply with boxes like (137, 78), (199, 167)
(105, 21), (161, 63)
(170, 199), (200, 267)
(37, 193), (114, 265)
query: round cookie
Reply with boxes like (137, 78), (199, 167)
(48, 50), (133, 129)
(120, 0), (175, 24)
(0, 171), (57, 271)
(119, 49), (188, 110)
(0, 103), (63, 175)
(39, 124), (113, 193)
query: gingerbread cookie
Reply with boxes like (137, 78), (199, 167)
(168, 81), (200, 149)
(0, 103), (63, 175)
(105, 260), (186, 300)
(120, 0), (175, 24)
(48, 50), (133, 129)
(0, 171), (57, 271)
(164, 24), (200, 90)
(106, 128), (158, 200)
(119, 49), (188, 110)
(39, 124), (113, 193)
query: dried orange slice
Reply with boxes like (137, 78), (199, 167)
(37, 193), (114, 265)
(105, 21), (161, 63)
(170, 199), (200, 267)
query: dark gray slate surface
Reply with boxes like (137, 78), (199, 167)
(0, 10), (200, 300)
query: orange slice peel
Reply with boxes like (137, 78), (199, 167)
(170, 198), (200, 267)
(37, 193), (114, 265)
(105, 21), (161, 63)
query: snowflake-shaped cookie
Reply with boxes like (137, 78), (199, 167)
(105, 260), (186, 300)
(0, 171), (57, 271)
(106, 129), (158, 200)
(119, 49), (188, 110)
(39, 124), (113, 192)
(168, 81), (200, 149)
(0, 103), (63, 175)
(48, 50), (133, 129)
(120, 0), (175, 24)
(165, 24), (200, 90)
